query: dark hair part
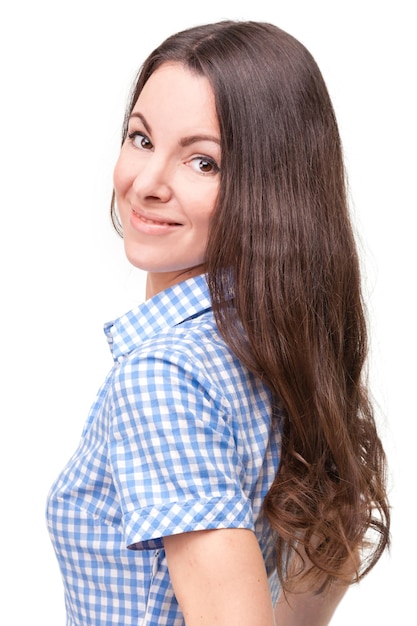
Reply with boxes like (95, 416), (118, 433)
(111, 20), (390, 592)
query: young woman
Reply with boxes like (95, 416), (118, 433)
(47, 20), (390, 626)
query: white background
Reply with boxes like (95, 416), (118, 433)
(1, 1), (415, 623)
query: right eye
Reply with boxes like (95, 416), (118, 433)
(128, 131), (153, 150)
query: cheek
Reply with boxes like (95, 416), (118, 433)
(113, 154), (130, 197)
(200, 187), (219, 226)
(189, 196), (217, 248)
(190, 181), (219, 219)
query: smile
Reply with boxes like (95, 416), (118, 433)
(132, 208), (180, 227)
(129, 207), (182, 235)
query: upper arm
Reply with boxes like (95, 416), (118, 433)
(164, 527), (275, 626)
(273, 542), (351, 626)
(109, 350), (255, 549)
(273, 584), (348, 626)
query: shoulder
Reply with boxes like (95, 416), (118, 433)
(121, 309), (238, 386)
(113, 308), (271, 417)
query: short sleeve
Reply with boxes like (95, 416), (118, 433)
(108, 347), (255, 550)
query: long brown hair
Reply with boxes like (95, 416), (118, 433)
(111, 21), (390, 592)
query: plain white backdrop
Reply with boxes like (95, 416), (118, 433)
(1, 1), (415, 623)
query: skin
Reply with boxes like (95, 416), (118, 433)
(113, 62), (221, 299)
(164, 529), (275, 626)
(164, 529), (348, 626)
(272, 544), (350, 625)
(114, 61), (348, 625)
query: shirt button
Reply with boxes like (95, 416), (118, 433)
(152, 550), (160, 576)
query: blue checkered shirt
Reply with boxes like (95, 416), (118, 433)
(46, 274), (282, 625)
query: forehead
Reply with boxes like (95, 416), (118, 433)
(132, 62), (219, 132)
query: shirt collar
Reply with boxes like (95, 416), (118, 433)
(104, 274), (212, 362)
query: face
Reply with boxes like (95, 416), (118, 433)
(113, 62), (221, 298)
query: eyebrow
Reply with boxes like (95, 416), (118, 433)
(129, 112), (220, 147)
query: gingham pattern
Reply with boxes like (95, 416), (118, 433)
(46, 274), (282, 625)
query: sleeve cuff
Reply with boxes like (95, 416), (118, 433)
(125, 496), (254, 550)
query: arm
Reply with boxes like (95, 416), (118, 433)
(164, 528), (276, 626)
(274, 584), (347, 626)
(273, 542), (351, 626)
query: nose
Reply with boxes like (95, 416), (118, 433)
(132, 153), (173, 203)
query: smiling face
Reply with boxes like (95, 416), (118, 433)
(113, 62), (221, 298)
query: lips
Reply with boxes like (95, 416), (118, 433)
(132, 209), (181, 226)
(130, 207), (182, 235)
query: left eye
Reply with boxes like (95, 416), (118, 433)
(128, 131), (153, 150)
(189, 157), (219, 174)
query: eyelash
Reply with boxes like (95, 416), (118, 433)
(128, 131), (152, 150)
(190, 156), (220, 175)
(127, 131), (220, 175)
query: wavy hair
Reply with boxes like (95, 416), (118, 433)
(111, 20), (390, 592)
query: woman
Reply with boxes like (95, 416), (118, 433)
(47, 20), (390, 625)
